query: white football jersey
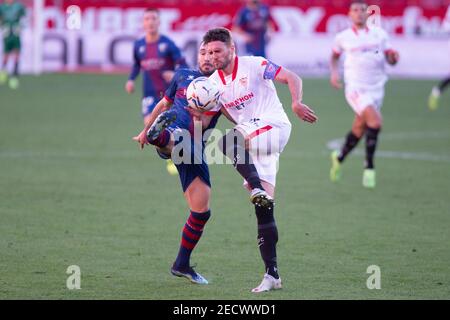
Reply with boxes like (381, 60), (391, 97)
(333, 26), (392, 89)
(209, 56), (290, 125)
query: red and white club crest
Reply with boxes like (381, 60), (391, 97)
(239, 76), (248, 87)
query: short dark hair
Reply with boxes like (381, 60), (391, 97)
(350, 0), (368, 6)
(145, 7), (160, 14)
(202, 28), (233, 46)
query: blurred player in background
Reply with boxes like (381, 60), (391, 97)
(329, 0), (399, 188)
(125, 7), (187, 175)
(429, 76), (450, 111)
(133, 43), (220, 285)
(0, 0), (26, 89)
(202, 28), (317, 293)
(232, 0), (275, 58)
(428, 5), (450, 111)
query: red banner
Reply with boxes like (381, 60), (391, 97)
(45, 1), (449, 35)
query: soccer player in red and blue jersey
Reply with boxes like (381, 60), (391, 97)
(232, 0), (275, 58)
(125, 8), (187, 123)
(133, 43), (220, 284)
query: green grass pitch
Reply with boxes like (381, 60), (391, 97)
(1, 74), (449, 299)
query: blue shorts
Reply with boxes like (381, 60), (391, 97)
(156, 124), (211, 193)
(141, 96), (159, 117)
(174, 161), (211, 193)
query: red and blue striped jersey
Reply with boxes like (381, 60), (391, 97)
(234, 4), (272, 57)
(129, 35), (187, 98)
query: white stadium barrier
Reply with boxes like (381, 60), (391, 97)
(5, 2), (449, 78)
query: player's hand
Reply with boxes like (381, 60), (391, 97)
(292, 102), (318, 124)
(385, 50), (400, 65)
(330, 72), (342, 89)
(132, 129), (149, 149)
(185, 106), (203, 122)
(125, 80), (135, 94)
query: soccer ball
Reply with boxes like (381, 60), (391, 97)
(186, 77), (221, 111)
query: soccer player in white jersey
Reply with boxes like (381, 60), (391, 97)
(329, 0), (399, 188)
(200, 27), (317, 293)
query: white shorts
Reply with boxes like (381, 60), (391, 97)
(235, 118), (292, 187)
(345, 86), (385, 116)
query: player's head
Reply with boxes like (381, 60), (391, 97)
(198, 42), (215, 77)
(247, 0), (261, 6)
(202, 28), (235, 71)
(349, 0), (368, 27)
(143, 8), (160, 35)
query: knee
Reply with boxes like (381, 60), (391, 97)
(190, 204), (210, 213)
(188, 192), (210, 213)
(367, 116), (382, 129)
(376, 117), (383, 129)
(185, 178), (211, 212)
(363, 107), (382, 129)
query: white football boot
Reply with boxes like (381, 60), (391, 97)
(251, 274), (282, 293)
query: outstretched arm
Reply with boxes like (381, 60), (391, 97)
(330, 51), (342, 89)
(126, 44), (141, 94)
(274, 67), (318, 123)
(185, 107), (222, 130)
(382, 30), (399, 66)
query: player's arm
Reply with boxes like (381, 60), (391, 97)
(185, 106), (222, 130)
(219, 106), (236, 124)
(162, 41), (188, 83)
(171, 42), (188, 70)
(19, 4), (26, 20)
(382, 31), (399, 66)
(274, 66), (318, 123)
(232, 25), (252, 44)
(330, 50), (342, 89)
(330, 33), (344, 89)
(265, 9), (277, 43)
(126, 42), (140, 94)
(265, 20), (276, 42)
(232, 9), (252, 44)
(200, 112), (220, 130)
(133, 97), (173, 149)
